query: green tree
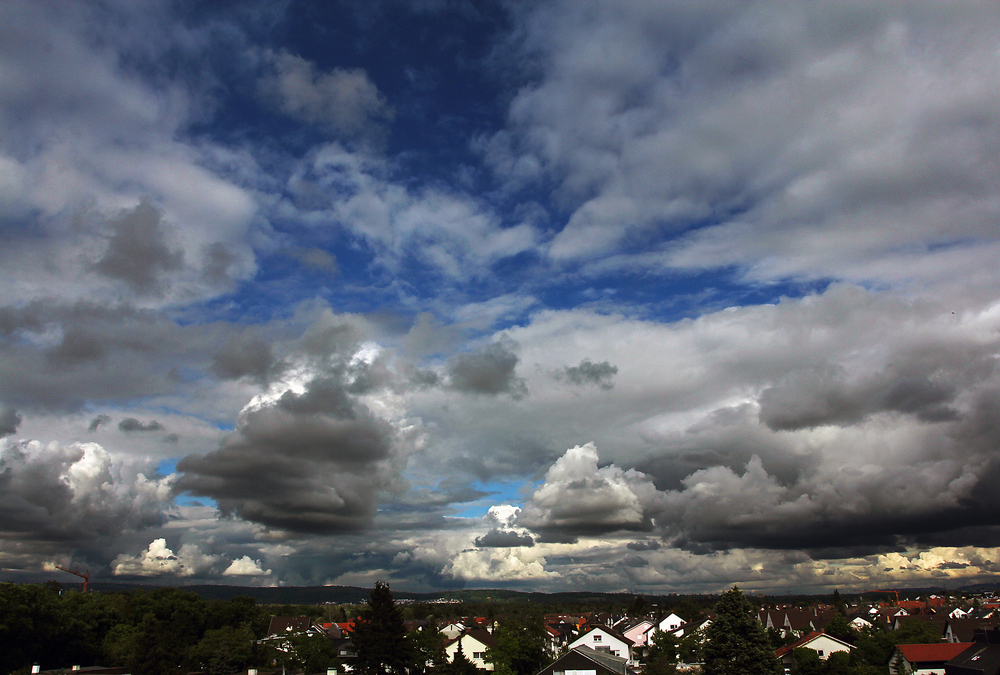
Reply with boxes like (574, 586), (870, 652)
(350, 581), (412, 675)
(446, 643), (482, 675)
(188, 625), (258, 675)
(832, 590), (847, 616)
(791, 648), (823, 675)
(645, 630), (679, 675)
(892, 619), (941, 645)
(703, 587), (779, 675)
(410, 627), (447, 675)
(486, 615), (550, 675)
(823, 615), (858, 644)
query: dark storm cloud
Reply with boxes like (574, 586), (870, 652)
(475, 529), (535, 548)
(758, 365), (962, 431)
(447, 340), (527, 398)
(118, 418), (164, 432)
(621, 554), (649, 568)
(0, 404), (21, 437)
(211, 332), (278, 383)
(92, 200), (184, 295)
(0, 300), (267, 414)
(0, 439), (170, 562)
(627, 539), (660, 551)
(88, 414), (111, 431)
(558, 359), (618, 389)
(176, 368), (406, 534)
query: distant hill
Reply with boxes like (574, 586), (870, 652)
(53, 581), (1000, 606)
(73, 583), (677, 606)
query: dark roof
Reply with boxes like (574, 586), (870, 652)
(267, 615), (313, 636)
(445, 628), (499, 650)
(537, 647), (632, 675)
(945, 643), (1000, 675)
(775, 632), (854, 659)
(948, 619), (1000, 644)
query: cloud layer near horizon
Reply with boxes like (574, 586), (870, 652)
(2, 0), (1000, 594)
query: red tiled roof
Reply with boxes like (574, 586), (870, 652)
(897, 643), (973, 664)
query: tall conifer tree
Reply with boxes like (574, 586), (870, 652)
(703, 587), (778, 675)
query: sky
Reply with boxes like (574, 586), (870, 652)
(2, 0), (1000, 596)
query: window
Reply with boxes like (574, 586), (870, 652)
(473, 652), (485, 660)
(593, 635), (602, 642)
(817, 651), (824, 657)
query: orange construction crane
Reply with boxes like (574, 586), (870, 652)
(55, 565), (90, 593)
(866, 589), (900, 604)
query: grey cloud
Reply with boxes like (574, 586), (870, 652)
(46, 330), (107, 366)
(475, 529), (535, 548)
(627, 539), (661, 551)
(0, 438), (171, 566)
(495, 2), (1000, 287)
(287, 247), (338, 272)
(88, 414), (111, 431)
(92, 200), (184, 295)
(759, 365), (962, 431)
(447, 340), (527, 398)
(211, 333), (277, 383)
(201, 243), (241, 286)
(621, 554), (649, 568)
(559, 359), (618, 389)
(519, 443), (659, 543)
(0, 404), (21, 437)
(259, 50), (392, 139)
(176, 369), (408, 534)
(118, 418), (164, 433)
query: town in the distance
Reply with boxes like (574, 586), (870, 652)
(6, 581), (1000, 675)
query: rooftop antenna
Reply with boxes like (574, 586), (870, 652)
(55, 565), (90, 593)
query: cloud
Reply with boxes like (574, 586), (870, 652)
(259, 50), (391, 138)
(558, 359), (618, 389)
(518, 443), (660, 543)
(118, 418), (165, 433)
(627, 539), (661, 551)
(87, 415), (111, 432)
(0, 439), (172, 564)
(475, 529), (535, 548)
(491, 2), (1000, 289)
(92, 200), (184, 295)
(447, 340), (527, 398)
(445, 547), (553, 582)
(176, 330), (420, 535)
(211, 332), (278, 383)
(0, 404), (21, 437)
(112, 538), (220, 578)
(223, 555), (271, 577)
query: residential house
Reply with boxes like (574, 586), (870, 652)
(569, 625), (635, 665)
(946, 620), (1000, 644)
(656, 613), (686, 633)
(944, 643), (1000, 675)
(621, 620), (655, 660)
(891, 643), (974, 675)
(445, 629), (498, 671)
(775, 631), (855, 674)
(440, 621), (467, 640)
(536, 646), (635, 675)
